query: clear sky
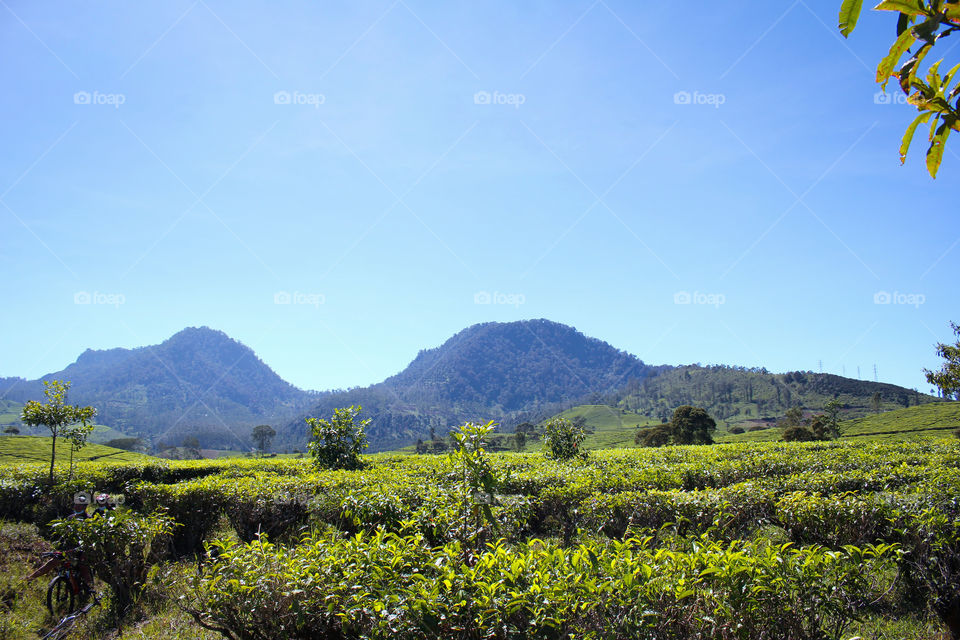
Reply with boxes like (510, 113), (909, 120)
(1, 1), (957, 394)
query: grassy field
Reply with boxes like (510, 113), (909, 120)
(554, 404), (660, 449)
(0, 399), (23, 428)
(0, 435), (151, 465)
(553, 401), (960, 446)
(713, 401), (960, 443)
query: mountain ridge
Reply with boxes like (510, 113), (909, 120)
(0, 321), (940, 452)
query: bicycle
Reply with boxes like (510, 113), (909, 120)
(42, 550), (93, 618)
(41, 591), (101, 640)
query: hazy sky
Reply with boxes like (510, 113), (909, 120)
(1, 1), (957, 394)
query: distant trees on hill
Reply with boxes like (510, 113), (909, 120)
(636, 406), (716, 447)
(610, 365), (931, 427)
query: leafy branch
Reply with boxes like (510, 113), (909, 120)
(840, 0), (960, 177)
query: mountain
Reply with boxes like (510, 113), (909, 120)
(1, 321), (939, 454)
(280, 319), (651, 451)
(0, 327), (315, 449)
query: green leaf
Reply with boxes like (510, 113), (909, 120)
(877, 28), (917, 88)
(912, 15), (941, 42)
(898, 42), (933, 92)
(926, 118), (952, 178)
(873, 0), (930, 16)
(899, 111), (933, 163)
(839, 0), (865, 37)
(897, 12), (911, 35)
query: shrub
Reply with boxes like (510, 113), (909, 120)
(127, 480), (223, 558)
(543, 417), (586, 460)
(307, 406), (369, 471)
(782, 426), (817, 442)
(636, 425), (671, 448)
(51, 509), (175, 617)
(184, 530), (897, 639)
(729, 426), (745, 434)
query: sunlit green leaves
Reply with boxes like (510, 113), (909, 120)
(842, 0), (959, 176)
(839, 0), (865, 37)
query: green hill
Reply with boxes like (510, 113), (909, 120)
(541, 401), (960, 448)
(612, 365), (935, 427)
(552, 405), (660, 449)
(714, 402), (960, 443)
(0, 435), (152, 465)
(839, 402), (960, 440)
(0, 399), (23, 430)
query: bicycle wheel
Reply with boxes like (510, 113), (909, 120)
(46, 574), (74, 618)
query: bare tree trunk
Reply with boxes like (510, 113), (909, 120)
(48, 432), (56, 483)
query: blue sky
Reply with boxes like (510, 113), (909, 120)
(0, 1), (957, 394)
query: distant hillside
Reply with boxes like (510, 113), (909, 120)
(714, 402), (960, 444)
(282, 319), (651, 452)
(607, 365), (935, 425)
(0, 328), (316, 449)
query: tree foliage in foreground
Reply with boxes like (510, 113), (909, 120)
(925, 321), (960, 399)
(839, 0), (960, 177)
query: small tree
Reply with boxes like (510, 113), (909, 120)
(20, 380), (96, 483)
(307, 405), (369, 470)
(871, 392), (883, 414)
(65, 419), (95, 478)
(448, 421), (499, 559)
(543, 417), (586, 460)
(514, 430), (527, 452)
(182, 436), (202, 459)
(822, 399), (844, 438)
(669, 405), (717, 445)
(3, 426), (19, 435)
(781, 406), (805, 429)
(924, 322), (960, 399)
(251, 424), (276, 457)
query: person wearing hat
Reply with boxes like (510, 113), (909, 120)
(69, 493), (91, 520)
(25, 493), (93, 588)
(93, 493), (113, 518)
